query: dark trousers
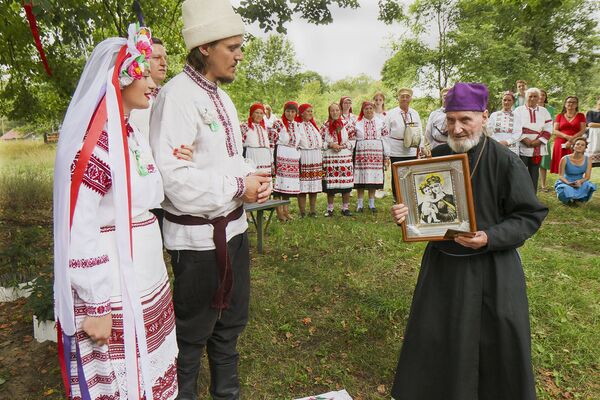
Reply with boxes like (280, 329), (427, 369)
(520, 156), (539, 193)
(390, 156), (417, 202)
(168, 232), (250, 400)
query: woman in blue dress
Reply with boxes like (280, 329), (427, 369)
(555, 137), (597, 204)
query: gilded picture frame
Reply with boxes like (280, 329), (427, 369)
(392, 154), (477, 242)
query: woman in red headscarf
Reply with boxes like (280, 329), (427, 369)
(340, 96), (357, 125)
(353, 101), (390, 213)
(241, 103), (272, 175)
(296, 103), (323, 217)
(270, 101), (301, 221)
(320, 102), (355, 217)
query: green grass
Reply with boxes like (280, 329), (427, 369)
(0, 140), (599, 399)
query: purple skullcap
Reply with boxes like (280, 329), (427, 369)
(444, 82), (489, 112)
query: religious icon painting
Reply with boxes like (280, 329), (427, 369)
(392, 154), (477, 242)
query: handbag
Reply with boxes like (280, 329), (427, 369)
(402, 112), (421, 149)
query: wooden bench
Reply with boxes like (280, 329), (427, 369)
(244, 199), (290, 254)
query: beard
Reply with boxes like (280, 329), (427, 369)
(447, 130), (483, 153)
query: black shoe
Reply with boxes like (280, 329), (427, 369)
(370, 207), (377, 214)
(209, 361), (240, 400)
(308, 211), (317, 218)
(175, 343), (204, 399)
(356, 207), (364, 213)
(324, 210), (334, 217)
(299, 212), (306, 218)
(341, 209), (352, 217)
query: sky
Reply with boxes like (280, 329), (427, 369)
(235, 1), (412, 82)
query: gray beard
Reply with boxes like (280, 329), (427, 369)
(447, 131), (482, 153)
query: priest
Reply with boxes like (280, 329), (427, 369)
(390, 82), (548, 400)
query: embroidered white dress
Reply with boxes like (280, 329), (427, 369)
(320, 122), (354, 193)
(68, 122), (178, 400)
(240, 122), (272, 175)
(488, 110), (523, 155)
(297, 121), (323, 193)
(271, 120), (301, 195)
(342, 112), (358, 126)
(150, 65), (253, 252)
(513, 105), (552, 157)
(384, 107), (423, 157)
(353, 118), (389, 188)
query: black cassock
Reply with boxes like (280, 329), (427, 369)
(391, 136), (548, 400)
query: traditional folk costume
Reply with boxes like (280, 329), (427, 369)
(384, 104), (423, 198)
(296, 103), (323, 193)
(271, 103), (301, 196)
(585, 109), (600, 167)
(392, 83), (548, 400)
(54, 26), (177, 400)
(149, 1), (254, 398)
(353, 111), (389, 189)
(241, 103), (273, 175)
(550, 112), (587, 173)
(320, 118), (354, 194)
(513, 105), (552, 192)
(424, 107), (448, 150)
(487, 109), (523, 155)
(339, 96), (358, 125)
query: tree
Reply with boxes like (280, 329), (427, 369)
(225, 35), (308, 113)
(381, 0), (600, 109)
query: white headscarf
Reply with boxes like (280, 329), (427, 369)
(54, 30), (153, 398)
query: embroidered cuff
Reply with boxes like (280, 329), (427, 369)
(69, 255), (109, 269)
(233, 176), (246, 199)
(85, 300), (112, 317)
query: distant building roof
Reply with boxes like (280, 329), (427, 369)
(0, 129), (22, 141)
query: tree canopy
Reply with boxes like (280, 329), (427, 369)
(381, 0), (600, 109)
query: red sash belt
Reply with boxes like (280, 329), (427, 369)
(164, 206), (244, 313)
(522, 127), (550, 163)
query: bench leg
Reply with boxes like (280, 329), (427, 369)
(257, 209), (264, 254)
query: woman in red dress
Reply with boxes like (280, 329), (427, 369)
(550, 96), (587, 174)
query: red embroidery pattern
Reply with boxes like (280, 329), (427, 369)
(184, 64), (238, 157)
(100, 215), (157, 233)
(71, 151), (112, 196)
(363, 119), (379, 140)
(104, 280), (176, 356)
(84, 301), (112, 317)
(275, 156), (300, 178)
(69, 255), (109, 269)
(233, 177), (245, 199)
(152, 362), (178, 400)
(299, 162), (323, 181)
(97, 130), (109, 152)
(323, 155), (354, 185)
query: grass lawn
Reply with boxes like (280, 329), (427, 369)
(0, 140), (599, 399)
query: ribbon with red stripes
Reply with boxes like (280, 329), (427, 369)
(23, 2), (52, 76)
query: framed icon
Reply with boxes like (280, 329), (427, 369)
(392, 154), (477, 242)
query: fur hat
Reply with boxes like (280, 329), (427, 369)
(182, 0), (245, 51)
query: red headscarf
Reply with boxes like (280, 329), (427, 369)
(248, 103), (266, 129)
(281, 101), (299, 132)
(327, 106), (344, 145)
(358, 101), (375, 121)
(297, 103), (319, 131)
(339, 96), (353, 114)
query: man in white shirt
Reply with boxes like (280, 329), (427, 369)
(424, 87), (450, 150)
(384, 87), (424, 201)
(513, 87), (552, 192)
(129, 37), (168, 139)
(149, 1), (272, 399)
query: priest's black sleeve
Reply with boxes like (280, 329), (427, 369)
(484, 156), (549, 251)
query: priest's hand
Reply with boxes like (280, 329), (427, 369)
(454, 231), (488, 249)
(391, 203), (409, 225)
(82, 313), (112, 346)
(243, 174), (272, 203)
